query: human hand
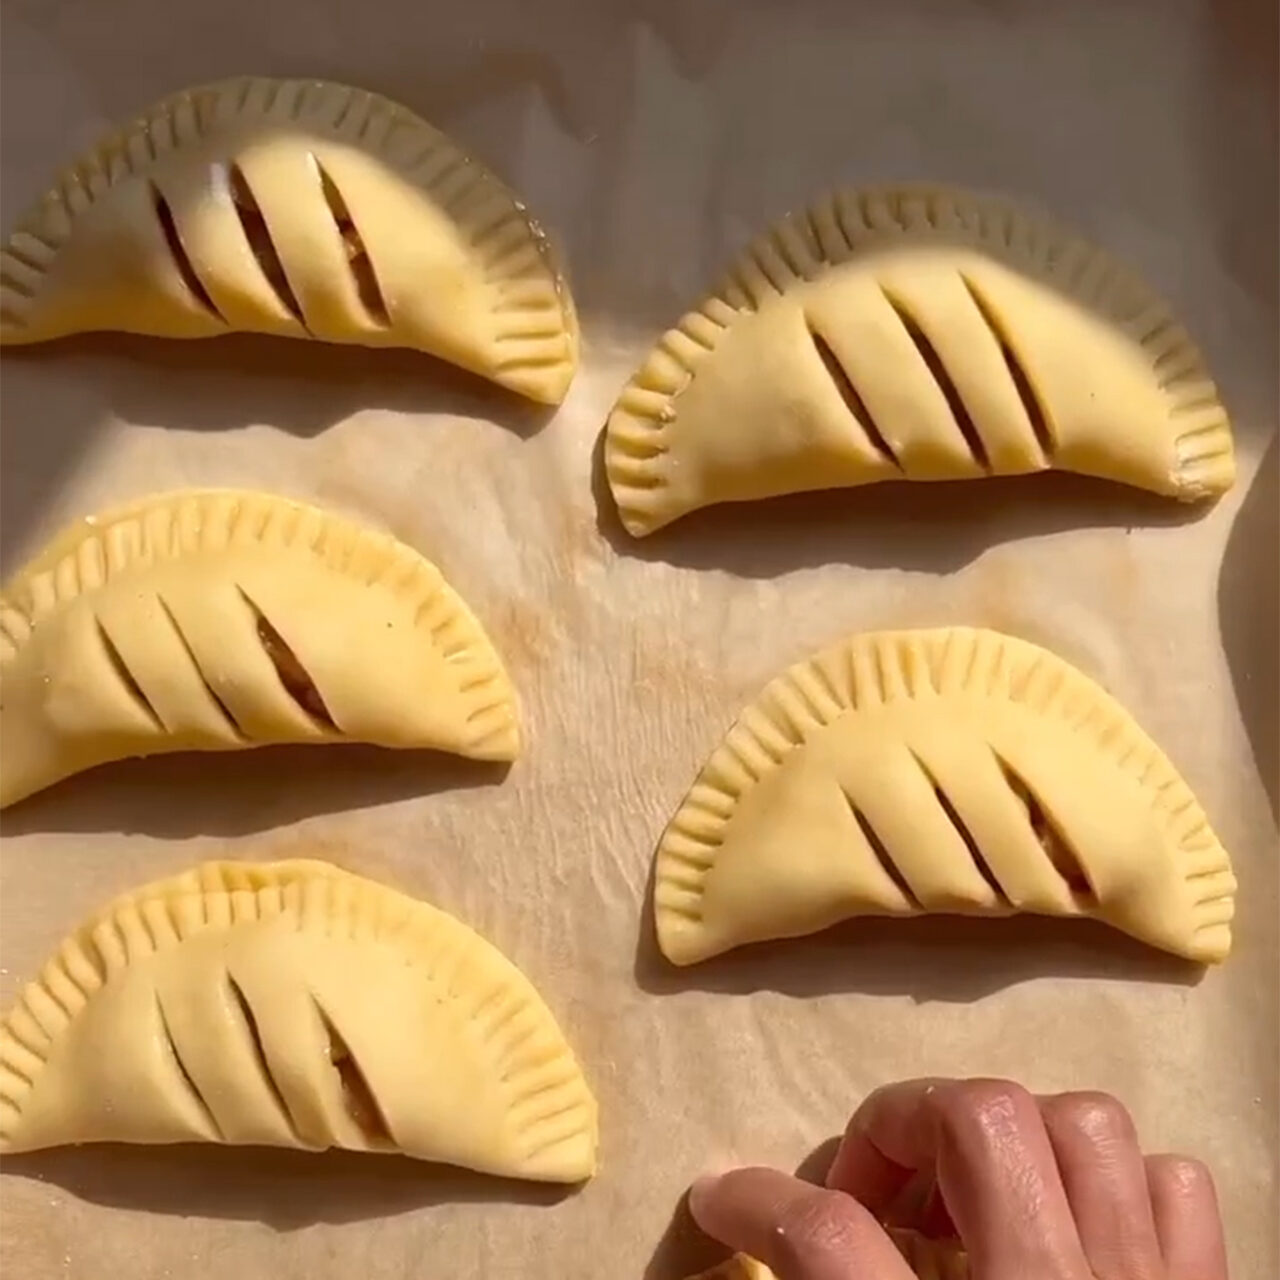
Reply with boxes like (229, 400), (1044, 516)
(688, 1078), (1228, 1279)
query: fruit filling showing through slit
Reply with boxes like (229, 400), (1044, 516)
(95, 616), (164, 731)
(150, 182), (224, 322)
(316, 1002), (394, 1146)
(881, 287), (991, 470)
(997, 757), (1094, 899)
(232, 586), (336, 729)
(225, 163), (307, 326)
(806, 322), (900, 466)
(959, 273), (1056, 461)
(251, 610), (336, 729)
(314, 157), (391, 326)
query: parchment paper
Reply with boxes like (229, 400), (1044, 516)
(1, 1), (1276, 1276)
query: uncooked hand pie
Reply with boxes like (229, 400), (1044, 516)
(0, 77), (578, 403)
(605, 185), (1234, 534)
(0, 489), (519, 808)
(0, 859), (598, 1181)
(686, 1232), (968, 1280)
(653, 627), (1235, 965)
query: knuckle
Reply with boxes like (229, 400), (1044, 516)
(933, 1077), (1035, 1135)
(1044, 1091), (1136, 1144)
(774, 1190), (872, 1266)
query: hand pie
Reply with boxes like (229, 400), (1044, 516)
(0, 859), (598, 1180)
(653, 627), (1235, 965)
(686, 1233), (968, 1280)
(0, 489), (519, 808)
(605, 185), (1234, 534)
(0, 77), (578, 403)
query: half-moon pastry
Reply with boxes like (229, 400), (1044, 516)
(654, 627), (1235, 965)
(606, 185), (1233, 534)
(0, 489), (519, 807)
(0, 859), (598, 1181)
(0, 77), (578, 403)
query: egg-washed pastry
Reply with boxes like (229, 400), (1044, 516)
(0, 77), (578, 403)
(0, 859), (598, 1181)
(605, 184), (1233, 534)
(654, 627), (1235, 965)
(686, 1230), (967, 1280)
(0, 489), (519, 808)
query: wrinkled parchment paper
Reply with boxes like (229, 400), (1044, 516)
(1, 1), (1276, 1276)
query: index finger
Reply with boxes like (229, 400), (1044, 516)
(689, 1167), (916, 1280)
(830, 1078), (1091, 1278)
(825, 1076), (944, 1212)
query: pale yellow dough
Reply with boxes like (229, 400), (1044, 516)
(0, 859), (598, 1181)
(0, 489), (519, 808)
(686, 1232), (968, 1280)
(685, 1257), (774, 1280)
(654, 628), (1235, 965)
(0, 77), (578, 403)
(606, 185), (1234, 535)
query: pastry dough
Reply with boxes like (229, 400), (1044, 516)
(0, 489), (519, 808)
(605, 185), (1234, 534)
(654, 628), (1235, 965)
(0, 77), (578, 403)
(685, 1258), (773, 1280)
(0, 859), (598, 1181)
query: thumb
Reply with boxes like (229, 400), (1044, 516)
(689, 1167), (918, 1280)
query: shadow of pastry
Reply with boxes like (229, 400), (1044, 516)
(0, 333), (559, 585)
(0, 1142), (574, 1229)
(590, 424), (1203, 579)
(3, 328), (559, 435)
(632, 846), (1204, 1003)
(1218, 432), (1279, 821)
(0, 744), (511, 839)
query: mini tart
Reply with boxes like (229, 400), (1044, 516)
(0, 77), (578, 403)
(654, 627), (1235, 965)
(0, 489), (519, 808)
(606, 184), (1233, 534)
(0, 859), (598, 1181)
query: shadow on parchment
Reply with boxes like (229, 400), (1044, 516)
(642, 1187), (731, 1280)
(590, 426), (1212, 579)
(631, 843), (1204, 1004)
(0, 333), (557, 571)
(1200, 0), (1280, 316)
(1218, 433), (1280, 822)
(0, 745), (510, 840)
(0, 1142), (575, 1229)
